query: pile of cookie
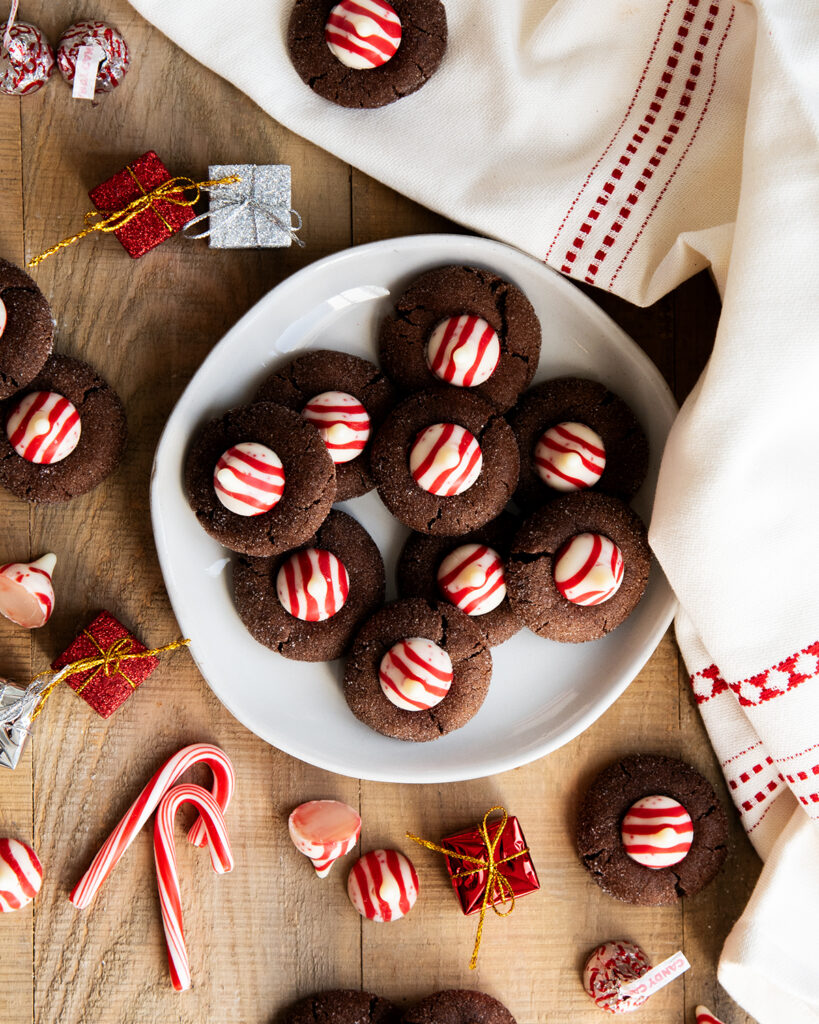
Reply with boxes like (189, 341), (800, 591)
(184, 263), (652, 742)
(282, 988), (516, 1024)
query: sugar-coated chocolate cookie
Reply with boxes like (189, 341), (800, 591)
(283, 989), (401, 1024)
(370, 389), (519, 536)
(255, 350), (396, 501)
(184, 402), (336, 557)
(509, 377), (648, 508)
(379, 265), (541, 413)
(344, 598), (492, 741)
(288, 0), (447, 109)
(576, 754), (728, 906)
(0, 354), (126, 503)
(0, 258), (54, 399)
(233, 509), (385, 662)
(402, 990), (517, 1024)
(505, 492), (650, 643)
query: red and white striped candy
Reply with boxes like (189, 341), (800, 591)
(437, 543), (506, 616)
(0, 21), (55, 96)
(379, 636), (453, 711)
(554, 532), (624, 606)
(621, 795), (694, 869)
(6, 391), (81, 464)
(276, 547), (350, 622)
(347, 849), (419, 922)
(409, 423), (483, 496)
(696, 1007), (727, 1024)
(583, 940), (652, 1014)
(57, 21), (130, 93)
(0, 297), (6, 337)
(425, 315), (501, 388)
(213, 442), (284, 517)
(534, 421), (606, 492)
(153, 783), (234, 992)
(0, 552), (56, 628)
(288, 800), (361, 878)
(70, 743), (235, 910)
(302, 391), (371, 465)
(0, 838), (43, 912)
(325, 0), (402, 70)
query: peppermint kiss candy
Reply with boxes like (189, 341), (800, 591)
(0, 22), (55, 95)
(57, 21), (130, 93)
(621, 795), (694, 869)
(325, 0), (402, 70)
(583, 941), (652, 1014)
(379, 637), (453, 711)
(288, 800), (361, 878)
(0, 553), (56, 628)
(6, 391), (81, 464)
(302, 391), (371, 465)
(409, 423), (483, 496)
(0, 838), (43, 912)
(214, 443), (285, 516)
(0, 297), (6, 337)
(437, 544), (506, 616)
(554, 532), (624, 606)
(347, 849), (419, 922)
(534, 422), (606, 492)
(696, 1008), (727, 1024)
(425, 315), (501, 388)
(276, 548), (350, 622)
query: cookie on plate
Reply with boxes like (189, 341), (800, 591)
(0, 257), (54, 400)
(283, 989), (400, 1024)
(402, 990), (517, 1024)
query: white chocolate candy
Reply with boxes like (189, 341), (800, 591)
(325, 0), (402, 70)
(583, 941), (652, 1013)
(409, 423), (483, 496)
(0, 297), (6, 338)
(302, 391), (371, 465)
(276, 548), (350, 622)
(288, 800), (361, 878)
(0, 838), (43, 913)
(0, 553), (56, 629)
(213, 443), (284, 516)
(621, 795), (694, 869)
(6, 391), (81, 464)
(437, 544), (506, 616)
(379, 637), (453, 711)
(347, 849), (419, 922)
(534, 422), (606, 491)
(553, 532), (623, 606)
(425, 315), (501, 387)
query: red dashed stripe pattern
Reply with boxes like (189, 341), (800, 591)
(690, 641), (819, 707)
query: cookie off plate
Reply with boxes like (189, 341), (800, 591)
(151, 234), (677, 783)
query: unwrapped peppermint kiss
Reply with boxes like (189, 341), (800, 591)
(213, 443), (285, 516)
(0, 553), (56, 628)
(426, 315), (501, 388)
(583, 940), (652, 1014)
(409, 423), (483, 496)
(0, 297), (6, 337)
(288, 799), (361, 877)
(534, 422), (606, 491)
(554, 532), (624, 606)
(6, 391), (81, 464)
(379, 637), (453, 711)
(0, 838), (43, 912)
(621, 795), (694, 869)
(276, 548), (350, 622)
(437, 544), (506, 616)
(325, 0), (402, 70)
(302, 391), (370, 464)
(347, 849), (419, 922)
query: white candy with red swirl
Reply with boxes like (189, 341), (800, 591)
(379, 637), (453, 711)
(302, 391), (370, 465)
(213, 443), (284, 516)
(276, 548), (350, 622)
(0, 838), (43, 912)
(6, 391), (81, 464)
(0, 553), (56, 629)
(426, 315), (501, 388)
(347, 849), (419, 922)
(554, 533), (624, 606)
(437, 544), (506, 616)
(325, 0), (402, 70)
(696, 1007), (727, 1024)
(583, 940), (652, 1013)
(621, 795), (694, 869)
(535, 422), (606, 491)
(288, 800), (361, 878)
(0, 297), (6, 337)
(409, 423), (483, 496)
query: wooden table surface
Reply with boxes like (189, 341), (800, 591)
(0, 3), (761, 1022)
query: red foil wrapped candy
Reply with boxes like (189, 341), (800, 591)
(57, 20), (129, 94)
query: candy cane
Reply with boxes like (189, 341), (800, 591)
(154, 784), (233, 991)
(70, 743), (235, 909)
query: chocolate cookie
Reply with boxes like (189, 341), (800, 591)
(379, 265), (541, 413)
(255, 350), (396, 501)
(403, 990), (516, 1024)
(508, 377), (648, 508)
(184, 402), (336, 557)
(284, 990), (400, 1024)
(370, 389), (519, 536)
(505, 492), (650, 643)
(233, 509), (385, 662)
(344, 598), (492, 741)
(396, 513), (522, 647)
(288, 0), (447, 109)
(576, 754), (729, 905)
(0, 354), (126, 503)
(0, 257), (54, 399)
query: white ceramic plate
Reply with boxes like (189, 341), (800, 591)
(151, 234), (677, 783)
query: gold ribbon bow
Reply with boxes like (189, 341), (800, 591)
(407, 806), (528, 969)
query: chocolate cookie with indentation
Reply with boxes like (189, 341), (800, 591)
(379, 265), (541, 413)
(184, 402), (336, 557)
(509, 377), (648, 509)
(576, 754), (729, 906)
(396, 513), (522, 647)
(344, 598), (492, 741)
(505, 492), (650, 643)
(288, 0), (447, 109)
(402, 990), (517, 1024)
(284, 989), (400, 1024)
(234, 509), (385, 662)
(0, 258), (54, 399)
(370, 389), (519, 536)
(0, 354), (126, 503)
(255, 350), (396, 501)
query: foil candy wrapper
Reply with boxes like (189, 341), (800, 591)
(203, 164), (302, 249)
(0, 21), (56, 96)
(0, 670), (62, 770)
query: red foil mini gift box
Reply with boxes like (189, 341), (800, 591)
(51, 611), (159, 718)
(88, 151), (195, 258)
